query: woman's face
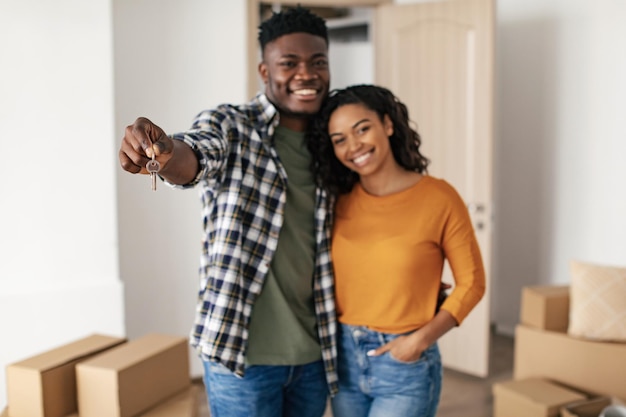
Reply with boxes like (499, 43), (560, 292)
(328, 103), (396, 178)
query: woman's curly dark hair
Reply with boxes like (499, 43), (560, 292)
(307, 84), (430, 196)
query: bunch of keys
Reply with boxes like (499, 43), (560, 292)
(146, 153), (161, 191)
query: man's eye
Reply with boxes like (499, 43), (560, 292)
(314, 60), (328, 67)
(280, 61), (296, 68)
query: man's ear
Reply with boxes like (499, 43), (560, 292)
(258, 62), (269, 84)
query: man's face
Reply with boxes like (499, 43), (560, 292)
(259, 32), (330, 123)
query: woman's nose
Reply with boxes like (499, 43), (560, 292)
(347, 136), (361, 152)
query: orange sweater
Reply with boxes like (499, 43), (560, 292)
(332, 176), (486, 333)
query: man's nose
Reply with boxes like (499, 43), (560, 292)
(295, 62), (317, 80)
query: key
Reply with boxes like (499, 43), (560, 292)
(146, 154), (161, 191)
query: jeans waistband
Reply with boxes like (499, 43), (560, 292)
(340, 323), (419, 345)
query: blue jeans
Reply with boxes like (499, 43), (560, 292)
(332, 324), (442, 417)
(202, 359), (328, 417)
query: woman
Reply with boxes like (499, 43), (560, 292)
(308, 85), (486, 417)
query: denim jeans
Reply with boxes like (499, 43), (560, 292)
(202, 359), (328, 417)
(331, 324), (442, 417)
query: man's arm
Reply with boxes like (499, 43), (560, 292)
(119, 117), (199, 185)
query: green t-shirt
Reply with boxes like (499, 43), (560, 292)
(245, 126), (321, 365)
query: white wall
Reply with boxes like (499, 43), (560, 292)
(329, 43), (373, 89)
(0, 0), (124, 408)
(113, 0), (247, 379)
(327, 8), (373, 89)
(492, 0), (626, 333)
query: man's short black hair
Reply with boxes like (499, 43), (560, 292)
(258, 6), (328, 51)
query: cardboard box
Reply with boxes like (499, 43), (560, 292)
(76, 333), (190, 417)
(140, 384), (199, 417)
(1, 408), (79, 417)
(493, 378), (587, 417)
(520, 285), (570, 332)
(2, 388), (198, 417)
(5, 334), (126, 417)
(561, 397), (615, 417)
(514, 324), (626, 401)
(0, 407), (79, 417)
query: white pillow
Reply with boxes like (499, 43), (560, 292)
(568, 260), (626, 342)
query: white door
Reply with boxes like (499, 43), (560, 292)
(375, 0), (495, 377)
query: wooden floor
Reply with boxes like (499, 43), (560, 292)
(195, 332), (514, 417)
(437, 332), (514, 417)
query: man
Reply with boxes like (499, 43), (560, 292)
(118, 7), (335, 417)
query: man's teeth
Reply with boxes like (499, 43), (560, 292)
(293, 89), (317, 95)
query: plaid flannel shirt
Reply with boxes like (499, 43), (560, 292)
(169, 93), (338, 394)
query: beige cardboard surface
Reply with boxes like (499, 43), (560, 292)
(493, 378), (586, 417)
(561, 397), (614, 417)
(520, 285), (570, 332)
(4, 390), (198, 417)
(140, 385), (199, 417)
(514, 325), (626, 400)
(0, 407), (79, 417)
(6, 334), (126, 417)
(76, 333), (190, 417)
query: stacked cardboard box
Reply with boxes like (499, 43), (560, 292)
(493, 378), (586, 417)
(493, 285), (626, 417)
(515, 286), (626, 400)
(4, 333), (195, 417)
(561, 397), (618, 417)
(6, 334), (126, 417)
(519, 285), (569, 332)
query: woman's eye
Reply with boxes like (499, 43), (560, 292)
(332, 137), (345, 146)
(357, 126), (370, 134)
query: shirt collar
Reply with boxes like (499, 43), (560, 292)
(255, 92), (279, 128)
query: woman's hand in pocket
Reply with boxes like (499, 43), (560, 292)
(366, 331), (427, 363)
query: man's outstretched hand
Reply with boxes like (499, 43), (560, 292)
(119, 117), (174, 175)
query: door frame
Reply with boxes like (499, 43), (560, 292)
(246, 0), (391, 98)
